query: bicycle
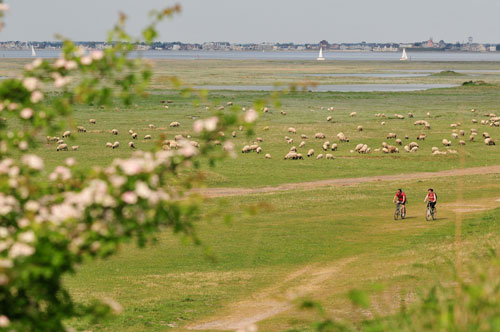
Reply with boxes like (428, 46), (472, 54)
(425, 203), (437, 221)
(394, 202), (406, 220)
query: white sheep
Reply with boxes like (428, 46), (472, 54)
(451, 133), (459, 139)
(132, 133), (138, 139)
(326, 116), (332, 122)
(144, 135), (152, 140)
(129, 142), (136, 149)
(459, 140), (466, 145)
(301, 134), (308, 139)
(77, 126), (86, 133)
(387, 133), (397, 139)
(325, 154), (334, 159)
(265, 153), (271, 159)
(331, 143), (338, 151)
(256, 147), (262, 154)
(485, 138), (496, 145)
(350, 112), (357, 117)
(169, 121), (180, 127)
(316, 154), (324, 159)
(106, 142), (112, 148)
(290, 146), (297, 152)
(280, 111), (287, 116)
(112, 141), (120, 149)
(315, 133), (326, 139)
(89, 119), (96, 124)
(71, 146), (79, 151)
(307, 149), (315, 157)
(231, 131), (237, 138)
(442, 139), (451, 146)
(381, 121), (386, 126)
(288, 127), (297, 134)
(56, 143), (68, 151)
(112, 129), (118, 135)
(357, 125), (363, 132)
(299, 141), (306, 148)
(62, 131), (71, 138)
(395, 139), (402, 145)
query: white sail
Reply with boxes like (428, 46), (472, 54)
(400, 48), (408, 61)
(317, 47), (325, 61)
(31, 45), (36, 57)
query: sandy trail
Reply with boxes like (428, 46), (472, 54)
(197, 165), (500, 198)
(188, 257), (357, 331)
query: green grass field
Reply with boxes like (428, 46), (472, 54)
(3, 58), (500, 331)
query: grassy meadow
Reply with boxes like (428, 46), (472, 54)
(2, 58), (500, 331)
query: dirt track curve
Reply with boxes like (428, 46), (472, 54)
(197, 165), (500, 198)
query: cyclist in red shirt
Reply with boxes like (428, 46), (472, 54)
(424, 188), (437, 212)
(393, 188), (407, 216)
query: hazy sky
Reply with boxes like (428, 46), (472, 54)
(2, 0), (500, 43)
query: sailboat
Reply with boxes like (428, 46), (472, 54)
(400, 48), (408, 61)
(317, 47), (325, 61)
(31, 44), (36, 57)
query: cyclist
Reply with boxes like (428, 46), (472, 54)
(424, 188), (437, 215)
(393, 189), (407, 217)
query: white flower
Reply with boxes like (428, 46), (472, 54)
(0, 4), (10, 12)
(0, 227), (8, 238)
(180, 141), (198, 158)
(18, 218), (30, 228)
(244, 109), (258, 123)
(91, 50), (104, 60)
(0, 259), (12, 268)
(53, 74), (71, 88)
(80, 55), (92, 65)
(0, 315), (9, 328)
(18, 141), (28, 151)
(49, 166), (72, 181)
(31, 90), (44, 103)
(64, 60), (78, 70)
(121, 191), (137, 204)
(193, 120), (203, 133)
(9, 242), (35, 258)
(7, 102), (18, 111)
(25, 200), (40, 212)
(22, 77), (39, 91)
(109, 175), (126, 188)
(18, 231), (35, 243)
(119, 159), (142, 176)
(204, 116), (219, 131)
(22, 154), (44, 171)
(32, 58), (43, 68)
(54, 58), (66, 69)
(65, 157), (75, 167)
(135, 181), (151, 199)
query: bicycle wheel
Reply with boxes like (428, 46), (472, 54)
(401, 207), (406, 219)
(432, 208), (437, 220)
(394, 207), (400, 220)
(425, 207), (432, 221)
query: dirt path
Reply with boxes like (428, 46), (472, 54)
(197, 165), (500, 198)
(187, 257), (357, 331)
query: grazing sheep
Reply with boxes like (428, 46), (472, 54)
(256, 147), (262, 154)
(280, 111), (287, 116)
(459, 140), (466, 145)
(326, 154), (334, 159)
(262, 107), (269, 113)
(307, 149), (315, 157)
(381, 121), (386, 126)
(249, 144), (259, 151)
(322, 141), (331, 151)
(451, 133), (459, 139)
(112, 129), (118, 135)
(404, 135), (409, 140)
(56, 139), (64, 145)
(106, 142), (112, 148)
(355, 143), (364, 152)
(395, 114), (405, 119)
(190, 141), (200, 148)
(77, 126), (86, 133)
(241, 145), (251, 153)
(299, 141), (306, 148)
(56, 143), (68, 151)
(288, 127), (297, 134)
(442, 139), (451, 146)
(388, 146), (399, 153)
(128, 129), (134, 135)
(316, 154), (324, 160)
(472, 119), (478, 123)
(350, 112), (357, 117)
(417, 134), (427, 141)
(256, 137), (263, 142)
(89, 119), (96, 124)
(129, 142), (136, 149)
(387, 133), (397, 139)
(483, 132), (490, 138)
(326, 116), (332, 122)
(427, 112), (431, 117)
(132, 133), (138, 139)
(227, 101), (233, 106)
(62, 130), (71, 138)
(450, 123), (458, 128)
(112, 141), (120, 149)
(296, 153), (304, 159)
(485, 138), (496, 145)
(70, 146), (78, 151)
(290, 146), (297, 152)
(286, 138), (294, 144)
(315, 133), (326, 139)
(408, 112), (414, 118)
(395, 139), (402, 145)
(337, 132), (349, 142)
(331, 143), (338, 151)
(284, 152), (298, 160)
(265, 153), (271, 159)
(301, 134), (308, 139)
(382, 147), (389, 154)
(357, 125), (363, 132)
(148, 124), (155, 129)
(471, 108), (476, 112)
(174, 134), (184, 141)
(231, 131), (237, 137)
(409, 142), (419, 149)
(469, 135), (475, 142)
(169, 121), (180, 127)
(239, 126), (244, 131)
(263, 126), (270, 131)
(459, 130), (465, 136)
(144, 135), (152, 140)
(431, 147), (439, 152)
(404, 145), (410, 152)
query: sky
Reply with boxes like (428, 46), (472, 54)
(2, 0), (500, 43)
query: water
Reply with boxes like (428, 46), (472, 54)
(196, 84), (457, 92)
(305, 73), (430, 78)
(3, 49), (500, 62)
